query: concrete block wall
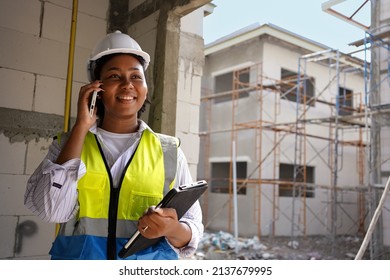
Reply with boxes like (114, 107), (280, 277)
(0, 0), (109, 259)
(0, 0), (208, 259)
(0, 0), (107, 114)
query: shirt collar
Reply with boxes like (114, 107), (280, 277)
(89, 119), (151, 136)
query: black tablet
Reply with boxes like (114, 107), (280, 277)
(118, 180), (208, 259)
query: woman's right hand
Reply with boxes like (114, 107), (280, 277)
(54, 81), (103, 165)
(74, 80), (103, 130)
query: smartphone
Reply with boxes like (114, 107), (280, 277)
(89, 90), (98, 117)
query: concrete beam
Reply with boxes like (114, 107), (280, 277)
(0, 108), (63, 143)
(107, 0), (129, 33)
(128, 0), (210, 25)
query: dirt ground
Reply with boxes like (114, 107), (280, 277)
(193, 231), (372, 260)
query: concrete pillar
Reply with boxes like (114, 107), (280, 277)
(148, 5), (180, 135)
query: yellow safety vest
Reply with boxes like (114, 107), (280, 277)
(79, 129), (168, 220)
(51, 128), (179, 259)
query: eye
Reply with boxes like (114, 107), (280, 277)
(131, 74), (143, 80)
(108, 73), (120, 79)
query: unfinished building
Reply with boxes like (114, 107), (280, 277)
(199, 0), (390, 260)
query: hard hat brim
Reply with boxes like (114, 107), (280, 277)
(90, 48), (150, 69)
(87, 48), (151, 81)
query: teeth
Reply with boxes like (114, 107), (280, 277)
(117, 96), (135, 100)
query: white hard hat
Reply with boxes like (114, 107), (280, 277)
(87, 30), (150, 81)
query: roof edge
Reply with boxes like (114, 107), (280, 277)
(205, 23), (332, 56)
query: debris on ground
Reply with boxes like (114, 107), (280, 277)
(192, 230), (367, 260)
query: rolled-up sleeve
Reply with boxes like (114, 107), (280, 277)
(176, 201), (204, 258)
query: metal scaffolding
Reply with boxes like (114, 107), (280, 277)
(199, 0), (390, 261)
(200, 48), (373, 255)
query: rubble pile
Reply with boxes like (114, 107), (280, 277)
(195, 231), (271, 260)
(192, 230), (365, 260)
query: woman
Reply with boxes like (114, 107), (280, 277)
(24, 31), (203, 260)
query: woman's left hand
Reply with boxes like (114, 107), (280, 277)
(137, 206), (178, 239)
(137, 207), (192, 248)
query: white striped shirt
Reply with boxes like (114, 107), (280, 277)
(24, 120), (203, 258)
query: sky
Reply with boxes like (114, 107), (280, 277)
(203, 0), (371, 60)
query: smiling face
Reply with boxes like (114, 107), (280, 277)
(98, 54), (148, 131)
